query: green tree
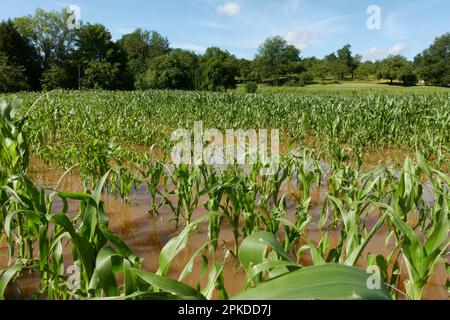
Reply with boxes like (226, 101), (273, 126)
(327, 44), (361, 80)
(0, 19), (41, 89)
(40, 64), (70, 90)
(76, 24), (116, 62)
(237, 58), (254, 81)
(76, 24), (132, 89)
(378, 55), (409, 84)
(117, 29), (170, 85)
(147, 31), (170, 61)
(399, 66), (418, 86)
(253, 36), (301, 84)
(355, 61), (377, 80)
(301, 57), (319, 70)
(414, 33), (450, 86)
(14, 8), (76, 69)
(283, 44), (303, 74)
(302, 57), (327, 83)
(199, 47), (238, 91)
(321, 45), (361, 80)
(82, 60), (120, 89)
(325, 52), (346, 80)
(0, 53), (30, 92)
(351, 54), (362, 78)
(117, 29), (150, 79)
(137, 49), (198, 90)
(314, 62), (331, 83)
(298, 71), (314, 86)
(336, 44), (353, 79)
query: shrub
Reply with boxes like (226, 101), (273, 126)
(41, 65), (70, 90)
(400, 69), (418, 86)
(82, 60), (120, 89)
(244, 81), (258, 93)
(298, 72), (314, 86)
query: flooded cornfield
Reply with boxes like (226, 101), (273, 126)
(1, 157), (447, 300)
(1, 91), (449, 301)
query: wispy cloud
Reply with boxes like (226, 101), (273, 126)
(385, 0), (446, 39)
(173, 42), (207, 53)
(191, 19), (234, 29)
(284, 14), (356, 50)
(311, 14), (358, 29)
(217, 2), (241, 16)
(360, 42), (410, 61)
(284, 31), (318, 50)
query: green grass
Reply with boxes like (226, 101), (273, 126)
(237, 81), (450, 95)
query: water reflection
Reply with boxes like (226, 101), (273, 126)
(1, 158), (447, 300)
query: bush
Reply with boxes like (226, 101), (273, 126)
(400, 70), (418, 86)
(286, 78), (298, 87)
(298, 72), (314, 86)
(244, 81), (258, 93)
(41, 65), (70, 90)
(82, 60), (120, 89)
(137, 50), (197, 90)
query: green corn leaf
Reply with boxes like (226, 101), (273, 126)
(0, 264), (22, 300)
(233, 264), (391, 300)
(238, 231), (294, 271)
(201, 261), (224, 299)
(50, 213), (95, 280)
(133, 269), (206, 300)
(58, 192), (92, 201)
(95, 246), (120, 297)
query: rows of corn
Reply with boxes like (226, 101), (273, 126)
(0, 90), (449, 300)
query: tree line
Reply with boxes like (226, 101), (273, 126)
(0, 8), (449, 93)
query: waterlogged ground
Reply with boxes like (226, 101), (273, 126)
(0, 157), (448, 300)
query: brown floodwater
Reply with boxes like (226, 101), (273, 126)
(0, 157), (448, 300)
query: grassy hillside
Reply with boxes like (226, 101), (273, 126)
(237, 81), (450, 95)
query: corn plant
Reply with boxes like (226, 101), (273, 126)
(199, 164), (227, 251)
(236, 231), (391, 300)
(380, 156), (450, 299)
(167, 163), (201, 226)
(139, 158), (167, 215)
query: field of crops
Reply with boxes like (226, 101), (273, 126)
(0, 90), (449, 300)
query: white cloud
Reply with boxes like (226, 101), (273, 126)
(282, 15), (355, 52)
(389, 43), (410, 55)
(217, 2), (241, 16)
(173, 42), (207, 53)
(284, 31), (317, 50)
(360, 43), (410, 61)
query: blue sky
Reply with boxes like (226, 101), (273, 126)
(1, 0), (449, 61)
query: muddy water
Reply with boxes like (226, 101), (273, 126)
(0, 159), (448, 300)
